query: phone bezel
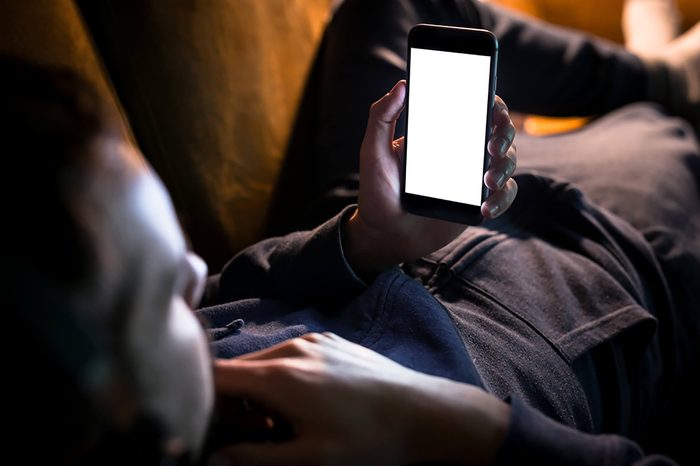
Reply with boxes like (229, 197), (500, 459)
(401, 24), (498, 225)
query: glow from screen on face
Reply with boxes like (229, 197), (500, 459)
(405, 48), (491, 206)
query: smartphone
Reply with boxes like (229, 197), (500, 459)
(402, 24), (498, 224)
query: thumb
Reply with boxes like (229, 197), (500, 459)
(363, 80), (406, 152)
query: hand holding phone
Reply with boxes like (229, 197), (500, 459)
(343, 25), (516, 276)
(402, 24), (504, 224)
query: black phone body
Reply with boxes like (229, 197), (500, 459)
(402, 24), (499, 224)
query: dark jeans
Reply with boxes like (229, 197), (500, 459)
(267, 0), (699, 460)
(518, 103), (700, 462)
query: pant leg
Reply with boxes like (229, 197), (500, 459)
(517, 102), (700, 363)
(267, 0), (649, 234)
(517, 104), (700, 462)
(478, 2), (647, 116)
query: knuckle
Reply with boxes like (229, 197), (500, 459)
(506, 154), (517, 173)
(303, 332), (325, 344)
(287, 337), (312, 355)
(508, 179), (519, 199)
(504, 147), (516, 165)
(369, 100), (382, 117)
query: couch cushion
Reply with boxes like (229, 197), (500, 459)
(77, 0), (333, 268)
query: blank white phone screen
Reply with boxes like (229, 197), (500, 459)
(405, 47), (492, 206)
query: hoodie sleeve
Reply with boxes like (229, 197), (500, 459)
(201, 205), (367, 306)
(493, 397), (678, 466)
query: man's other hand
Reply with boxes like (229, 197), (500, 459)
(211, 333), (509, 466)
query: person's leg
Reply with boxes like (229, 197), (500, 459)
(516, 104), (700, 462)
(517, 104), (700, 334)
(517, 104), (699, 246)
(267, 0), (650, 234)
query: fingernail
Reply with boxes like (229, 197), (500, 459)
(496, 172), (506, 190)
(498, 137), (509, 156)
(393, 80), (407, 103)
(488, 203), (500, 218)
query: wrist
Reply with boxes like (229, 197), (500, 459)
(341, 208), (404, 279)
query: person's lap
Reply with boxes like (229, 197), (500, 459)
(308, 1), (700, 284)
(276, 0), (700, 360)
(517, 102), (700, 319)
(331, 0), (700, 420)
(307, 1), (700, 322)
(518, 103), (699, 232)
(292, 0), (700, 328)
